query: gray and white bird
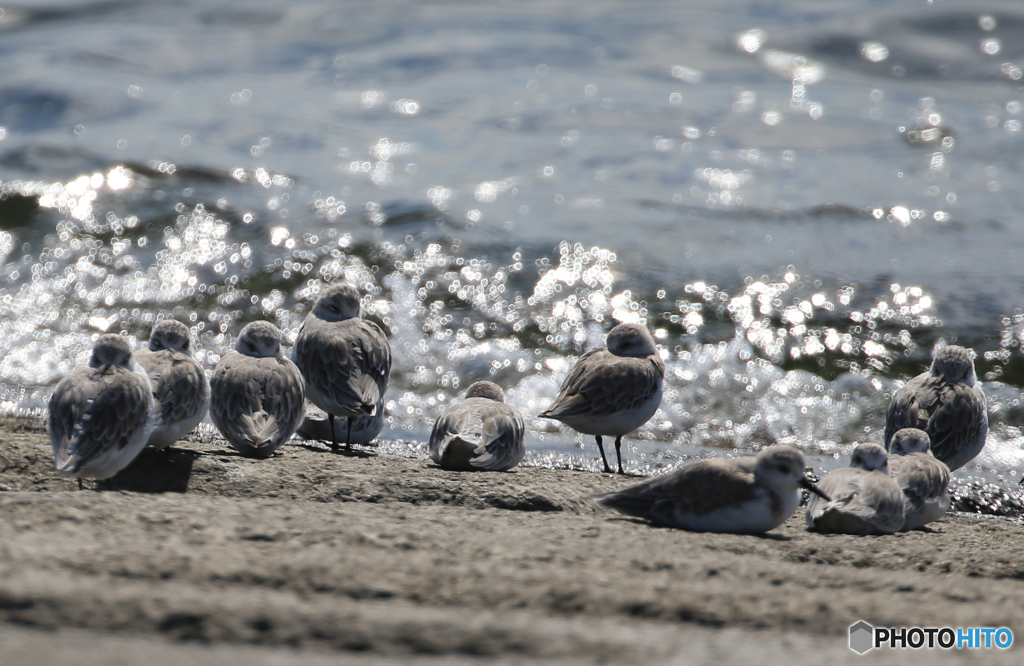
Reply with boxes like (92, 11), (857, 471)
(292, 283), (391, 452)
(210, 321), (305, 458)
(48, 334), (155, 487)
(887, 428), (951, 531)
(594, 445), (829, 533)
(806, 443), (905, 535)
(539, 322), (665, 474)
(429, 381), (526, 472)
(298, 400), (385, 446)
(884, 345), (987, 471)
(135, 319), (209, 450)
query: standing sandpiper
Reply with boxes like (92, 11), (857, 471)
(292, 283), (392, 452)
(540, 322), (664, 474)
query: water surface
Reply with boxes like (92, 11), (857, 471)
(2, 0), (1024, 491)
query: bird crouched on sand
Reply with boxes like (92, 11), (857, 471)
(48, 334), (155, 489)
(134, 319), (209, 450)
(884, 344), (987, 472)
(539, 322), (664, 475)
(292, 283), (391, 451)
(887, 428), (951, 531)
(429, 381), (526, 472)
(806, 443), (905, 535)
(210, 321), (305, 458)
(593, 445), (829, 533)
(298, 400), (384, 447)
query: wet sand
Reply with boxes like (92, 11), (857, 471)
(0, 414), (1021, 664)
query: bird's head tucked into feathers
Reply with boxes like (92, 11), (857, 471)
(889, 428), (932, 456)
(148, 319), (193, 354)
(605, 323), (657, 358)
(464, 381), (505, 402)
(236, 321), (282, 358)
(312, 283), (362, 322)
(89, 334), (134, 369)
(850, 442), (890, 473)
(930, 345), (977, 386)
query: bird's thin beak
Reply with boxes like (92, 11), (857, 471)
(801, 476), (830, 501)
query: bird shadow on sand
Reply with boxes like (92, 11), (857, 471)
(104, 447), (200, 493)
(597, 514), (795, 540)
(423, 463), (523, 473)
(291, 439), (378, 458)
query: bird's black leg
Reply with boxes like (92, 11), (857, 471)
(346, 417), (353, 452)
(595, 435), (612, 474)
(328, 413), (339, 452)
(77, 478), (83, 491)
(614, 436), (625, 475)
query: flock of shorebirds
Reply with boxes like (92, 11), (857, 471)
(48, 282), (988, 535)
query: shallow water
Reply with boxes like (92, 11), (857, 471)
(2, 0), (1024, 490)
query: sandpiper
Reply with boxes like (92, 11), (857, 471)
(429, 381), (526, 471)
(594, 445), (828, 533)
(135, 319), (209, 450)
(539, 322), (664, 474)
(887, 428), (951, 531)
(806, 443), (905, 535)
(292, 283), (391, 452)
(48, 334), (155, 488)
(298, 400), (385, 446)
(210, 321), (305, 458)
(884, 345), (987, 471)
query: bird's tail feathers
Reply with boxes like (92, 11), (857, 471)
(437, 434), (483, 471)
(239, 412), (280, 449)
(591, 490), (655, 518)
(811, 508), (874, 535)
(351, 375), (381, 414)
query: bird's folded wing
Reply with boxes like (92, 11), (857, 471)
(925, 383), (987, 463)
(54, 369), (150, 470)
(884, 374), (934, 445)
(892, 455), (951, 502)
(597, 458), (759, 520)
(154, 355), (208, 424)
(543, 351), (663, 419)
(470, 403), (525, 471)
(261, 358), (306, 436)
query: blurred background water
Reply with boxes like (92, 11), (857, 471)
(3, 0), (1024, 500)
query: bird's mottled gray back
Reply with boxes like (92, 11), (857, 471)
(136, 323), (209, 447)
(293, 283), (392, 421)
(464, 380), (505, 402)
(49, 335), (155, 479)
(541, 337), (664, 421)
(210, 347), (305, 457)
(148, 320), (192, 354)
(429, 392), (525, 471)
(236, 321), (283, 358)
(884, 345), (987, 471)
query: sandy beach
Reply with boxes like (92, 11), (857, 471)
(0, 414), (1021, 665)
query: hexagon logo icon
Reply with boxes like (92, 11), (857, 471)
(849, 620), (874, 654)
